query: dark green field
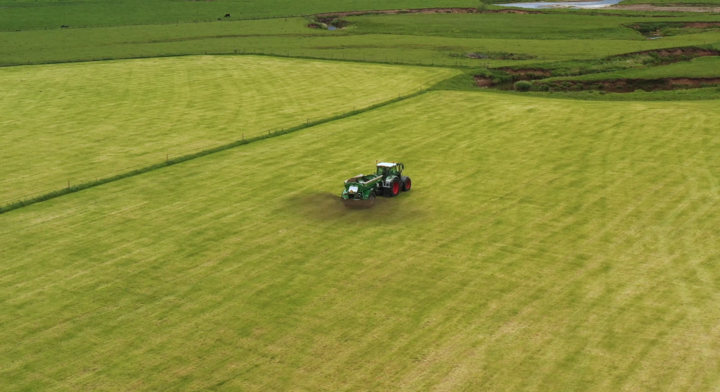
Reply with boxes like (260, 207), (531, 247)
(0, 0), (480, 31)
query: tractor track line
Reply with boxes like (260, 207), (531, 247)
(0, 89), (429, 216)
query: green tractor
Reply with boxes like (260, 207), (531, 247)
(341, 162), (412, 207)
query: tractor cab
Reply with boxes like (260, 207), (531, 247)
(375, 162), (411, 197)
(376, 162), (404, 177)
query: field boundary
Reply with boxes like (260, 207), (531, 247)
(0, 49), (467, 70)
(0, 89), (429, 216)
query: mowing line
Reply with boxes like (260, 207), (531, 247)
(0, 89), (428, 216)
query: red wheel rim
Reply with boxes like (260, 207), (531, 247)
(406, 179), (411, 190)
(393, 182), (399, 195)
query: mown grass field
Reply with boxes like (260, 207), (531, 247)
(0, 55), (457, 205)
(2, 91), (720, 391)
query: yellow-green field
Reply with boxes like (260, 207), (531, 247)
(0, 56), (457, 205)
(2, 91), (719, 391)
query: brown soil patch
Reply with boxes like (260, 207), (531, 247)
(475, 76), (496, 87)
(609, 4), (720, 12)
(537, 77), (720, 93)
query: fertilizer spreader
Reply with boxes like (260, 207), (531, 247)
(341, 162), (412, 207)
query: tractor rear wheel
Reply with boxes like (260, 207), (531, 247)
(402, 177), (412, 192)
(388, 179), (400, 197)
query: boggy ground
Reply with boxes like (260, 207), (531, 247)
(498, 46), (720, 79)
(475, 46), (720, 92)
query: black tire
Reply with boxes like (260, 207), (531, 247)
(402, 176), (412, 192)
(388, 179), (401, 197)
(367, 192), (376, 207)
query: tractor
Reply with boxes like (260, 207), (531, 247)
(341, 162), (412, 207)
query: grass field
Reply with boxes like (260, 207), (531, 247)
(347, 13), (649, 40)
(2, 91), (720, 391)
(3, 17), (720, 69)
(5, 1), (720, 390)
(0, 0), (480, 31)
(0, 55), (457, 205)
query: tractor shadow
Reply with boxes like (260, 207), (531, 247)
(290, 192), (422, 221)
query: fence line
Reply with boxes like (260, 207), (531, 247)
(0, 87), (429, 214)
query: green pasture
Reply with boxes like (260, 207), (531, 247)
(0, 0), (479, 31)
(2, 91), (720, 391)
(3, 17), (720, 69)
(0, 55), (457, 205)
(346, 13), (646, 40)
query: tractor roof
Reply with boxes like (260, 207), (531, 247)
(377, 162), (399, 168)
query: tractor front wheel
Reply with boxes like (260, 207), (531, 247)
(388, 179), (400, 197)
(402, 177), (412, 192)
(367, 192), (376, 207)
